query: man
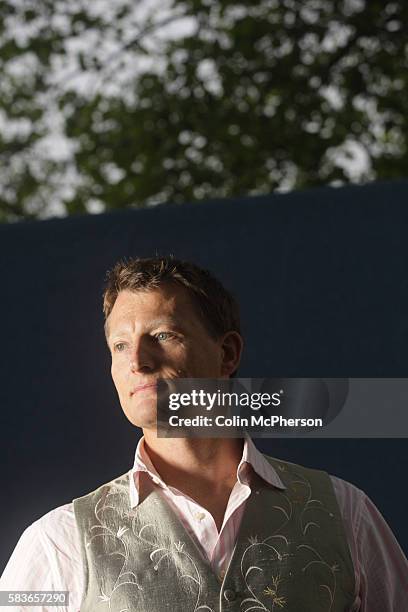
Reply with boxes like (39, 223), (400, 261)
(1, 256), (407, 611)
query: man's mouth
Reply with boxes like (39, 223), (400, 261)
(130, 383), (157, 396)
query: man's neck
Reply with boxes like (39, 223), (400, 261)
(142, 432), (245, 494)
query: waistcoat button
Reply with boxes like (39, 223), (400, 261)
(223, 589), (236, 602)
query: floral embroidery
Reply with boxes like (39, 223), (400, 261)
(238, 465), (344, 612)
(85, 476), (214, 612)
(263, 574), (287, 608)
(79, 461), (349, 612)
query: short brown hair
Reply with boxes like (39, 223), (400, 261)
(103, 256), (241, 341)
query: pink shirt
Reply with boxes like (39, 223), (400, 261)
(1, 434), (407, 611)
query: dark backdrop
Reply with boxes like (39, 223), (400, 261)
(1, 179), (408, 572)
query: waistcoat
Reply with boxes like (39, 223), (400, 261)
(73, 454), (355, 611)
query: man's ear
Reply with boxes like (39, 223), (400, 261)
(220, 331), (244, 377)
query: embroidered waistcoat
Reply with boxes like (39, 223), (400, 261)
(73, 455), (355, 611)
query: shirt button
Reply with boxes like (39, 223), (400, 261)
(223, 589), (236, 602)
(194, 512), (206, 521)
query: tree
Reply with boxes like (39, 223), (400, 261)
(0, 0), (407, 222)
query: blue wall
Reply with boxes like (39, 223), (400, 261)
(1, 179), (408, 571)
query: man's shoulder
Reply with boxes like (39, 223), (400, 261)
(329, 474), (365, 506)
(28, 502), (76, 537)
(25, 471), (132, 539)
(261, 452), (328, 477)
(73, 470), (131, 505)
(2, 502), (81, 575)
(261, 452), (366, 519)
(261, 452), (351, 489)
(20, 471), (133, 552)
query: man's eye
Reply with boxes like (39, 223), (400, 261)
(114, 342), (127, 352)
(156, 332), (172, 341)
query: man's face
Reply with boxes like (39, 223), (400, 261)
(107, 284), (239, 430)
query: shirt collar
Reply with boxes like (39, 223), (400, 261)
(129, 432), (285, 508)
(239, 432), (286, 490)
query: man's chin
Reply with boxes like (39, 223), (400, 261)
(126, 416), (157, 430)
(122, 400), (157, 428)
(122, 392), (170, 432)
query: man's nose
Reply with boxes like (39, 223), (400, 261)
(129, 339), (156, 372)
